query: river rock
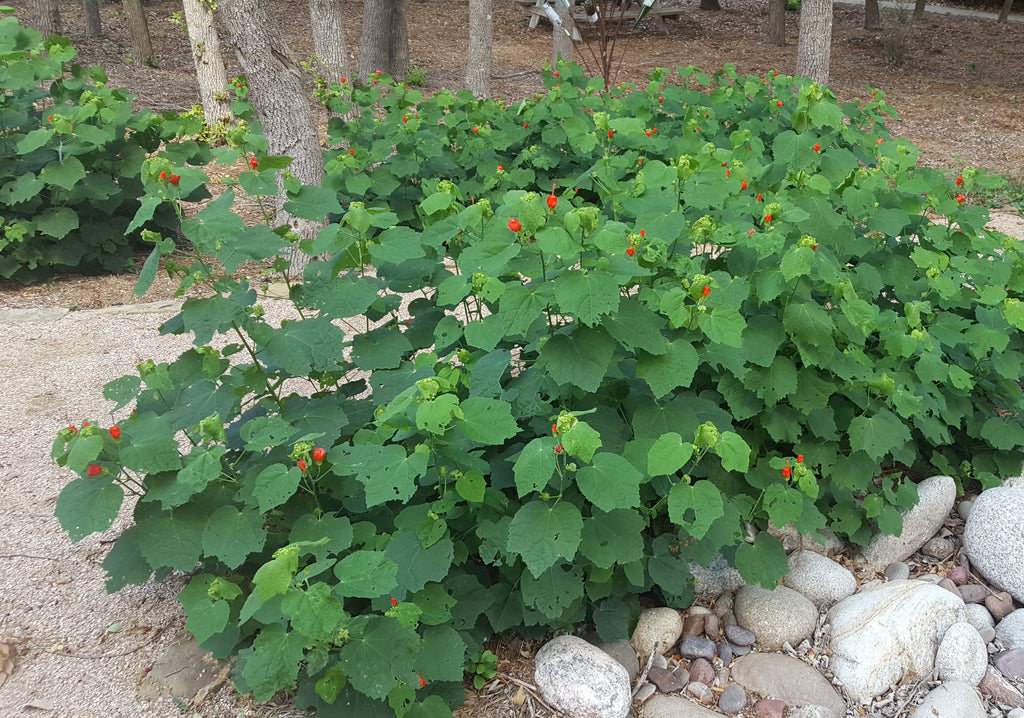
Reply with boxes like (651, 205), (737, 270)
(687, 657), (714, 685)
(859, 475), (956, 570)
(963, 484), (1024, 603)
(642, 695), (721, 718)
(788, 708), (835, 718)
(648, 665), (686, 693)
(963, 603), (995, 632)
(594, 639), (639, 683)
(678, 635), (715, 661)
(826, 579), (966, 703)
(996, 609), (1024, 649)
(686, 681), (714, 702)
(690, 553), (745, 598)
(783, 550), (857, 608)
(994, 648), (1024, 680)
(534, 635), (631, 718)
(734, 584), (819, 651)
(631, 607), (683, 658)
(884, 562), (910, 581)
(752, 698), (787, 718)
(959, 584), (989, 603)
(730, 654), (846, 717)
(717, 683), (746, 714)
(912, 680), (987, 718)
(723, 625), (755, 646)
(985, 591), (1015, 620)
(979, 665), (1024, 707)
(934, 621), (987, 685)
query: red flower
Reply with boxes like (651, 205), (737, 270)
(957, 194), (966, 204)
(68, 425), (77, 434)
(547, 193), (557, 209)
(312, 447), (326, 462)
(552, 423), (558, 434)
(608, 130), (615, 139)
(83, 422), (90, 427)
(109, 426), (121, 440)
(813, 143), (821, 152)
(956, 176), (963, 185)
(640, 229), (645, 237)
(813, 245), (818, 250)
(777, 100), (783, 107)
(159, 171), (167, 180)
(350, 149), (355, 155)
(391, 597), (398, 606)
(741, 180), (748, 191)
(646, 130), (652, 136)
(87, 464), (102, 477)
(796, 454), (804, 463)
(523, 123), (528, 128)
(554, 444), (563, 454)
(497, 165), (503, 172)
(403, 116), (408, 123)
(340, 76), (347, 83)
(508, 218), (522, 232)
(247, 157), (258, 169)
(765, 213), (772, 223)
(756, 193), (763, 201)
(553, 71), (560, 78)
(726, 169), (731, 177)
(626, 247), (635, 257)
(782, 465), (792, 478)
(473, 127), (479, 133)
(652, 128), (657, 134)
(702, 286), (710, 297)
(169, 174), (181, 185)
(659, 97), (664, 103)
(297, 459), (307, 471)
(419, 673), (427, 687)
(48, 115), (53, 121)
(376, 69), (382, 75)
(876, 138), (884, 144)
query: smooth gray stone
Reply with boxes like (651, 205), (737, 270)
(935, 621), (988, 685)
(884, 562), (911, 581)
(534, 635), (631, 718)
(717, 684), (747, 714)
(678, 635), (716, 661)
(648, 665), (686, 693)
(913, 680), (987, 718)
(783, 550), (856, 609)
(723, 625), (755, 646)
(996, 609), (1024, 649)
(734, 584), (818, 651)
(595, 639), (640, 683)
(731, 653), (845, 717)
(860, 475), (956, 570)
(631, 607), (683, 658)
(964, 485), (1024, 602)
(642, 695), (722, 718)
(959, 584), (990, 603)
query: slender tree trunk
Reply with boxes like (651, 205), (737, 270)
(121, 0), (154, 65)
(552, 0), (573, 67)
(863, 0), (881, 29)
(700, 0), (722, 10)
(219, 0), (326, 273)
(308, 0), (350, 82)
(767, 0), (786, 46)
(83, 0), (102, 37)
(912, 0), (926, 20)
(795, 0), (832, 85)
(998, 0), (1013, 22)
(359, 0), (410, 82)
(182, 0), (232, 125)
(466, 0), (492, 97)
(27, 0), (62, 37)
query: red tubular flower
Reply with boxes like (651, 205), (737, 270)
(497, 165), (503, 172)
(956, 176), (963, 186)
(87, 464), (102, 477)
(797, 454), (804, 463)
(957, 194), (966, 204)
(403, 116), (408, 123)
(297, 459), (307, 471)
(608, 130), (615, 139)
(554, 444), (563, 454)
(702, 286), (711, 297)
(159, 171), (167, 180)
(626, 247), (635, 257)
(169, 174), (181, 185)
(782, 465), (792, 478)
(547, 193), (557, 209)
(391, 597), (398, 607)
(340, 76), (347, 83)
(312, 447), (326, 462)
(552, 423), (558, 434)
(777, 100), (783, 107)
(109, 426), (121, 440)
(249, 157), (259, 169)
(508, 218), (522, 232)
(741, 180), (748, 191)
(473, 127), (479, 133)
(419, 673), (427, 687)
(765, 213), (772, 223)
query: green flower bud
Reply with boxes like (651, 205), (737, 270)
(417, 377), (441, 400)
(695, 421), (719, 449)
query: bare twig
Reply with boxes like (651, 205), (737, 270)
(632, 641), (659, 697)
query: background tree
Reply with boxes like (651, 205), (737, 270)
(466, 0), (492, 97)
(219, 0), (326, 270)
(121, 0), (154, 64)
(795, 0), (832, 84)
(552, 0), (573, 67)
(82, 0), (101, 37)
(998, 0), (1014, 22)
(308, 0), (350, 82)
(863, 0), (881, 30)
(766, 0), (786, 45)
(700, 0), (722, 11)
(913, 0), (926, 20)
(182, 0), (232, 125)
(359, 0), (409, 81)
(26, 0), (61, 37)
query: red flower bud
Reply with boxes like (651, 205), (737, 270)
(87, 464), (102, 477)
(814, 143), (821, 152)
(547, 193), (557, 209)
(297, 459), (307, 471)
(741, 180), (748, 191)
(109, 426), (121, 440)
(350, 149), (355, 155)
(659, 97), (664, 103)
(552, 424), (558, 434)
(508, 218), (522, 232)
(756, 193), (763, 201)
(956, 176), (963, 186)
(391, 597), (398, 606)
(419, 673), (427, 687)
(159, 170), (167, 180)
(340, 76), (347, 83)
(497, 165), (503, 172)
(626, 247), (635, 257)
(765, 213), (772, 223)
(777, 100), (783, 107)
(782, 465), (792, 478)
(553, 71), (560, 78)
(608, 130), (615, 139)
(312, 447), (326, 462)
(554, 444), (563, 454)
(796, 454), (804, 463)
(473, 126), (479, 133)
(702, 286), (710, 296)
(957, 194), (966, 204)
(249, 157), (259, 169)
(169, 174), (180, 185)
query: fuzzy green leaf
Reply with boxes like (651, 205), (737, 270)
(667, 480), (724, 540)
(636, 339), (699, 398)
(55, 477), (123, 542)
(576, 452), (643, 512)
(579, 509), (646, 569)
(734, 532), (789, 588)
(333, 550), (399, 598)
(507, 501), (583, 578)
(554, 269), (621, 325)
(647, 432), (694, 476)
(202, 505), (267, 568)
(238, 625), (306, 701)
(253, 464), (302, 514)
(539, 327), (615, 392)
(339, 616), (419, 701)
(848, 409), (912, 460)
(457, 396), (520, 444)
(513, 437), (558, 497)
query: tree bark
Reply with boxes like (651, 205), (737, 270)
(863, 0), (881, 29)
(766, 0), (786, 46)
(552, 0), (573, 67)
(309, 0), (350, 83)
(466, 0), (492, 97)
(912, 0), (926, 20)
(182, 0), (232, 125)
(700, 0), (721, 10)
(359, 0), (410, 82)
(219, 0), (326, 272)
(121, 0), (154, 65)
(26, 0), (62, 37)
(795, 0), (832, 85)
(998, 0), (1013, 22)
(83, 0), (102, 37)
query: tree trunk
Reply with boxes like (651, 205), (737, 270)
(27, 0), (62, 37)
(700, 0), (721, 10)
(998, 0), (1013, 22)
(83, 0), (102, 37)
(863, 0), (881, 29)
(359, 0), (410, 82)
(466, 0), (492, 97)
(912, 0), (926, 20)
(308, 0), (350, 83)
(121, 0), (154, 65)
(795, 0), (832, 85)
(219, 0), (326, 273)
(552, 0), (573, 67)
(182, 0), (232, 125)
(766, 0), (786, 46)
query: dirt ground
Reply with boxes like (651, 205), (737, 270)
(1, 0), (1024, 716)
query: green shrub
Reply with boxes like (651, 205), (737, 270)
(53, 62), (1024, 716)
(0, 14), (206, 282)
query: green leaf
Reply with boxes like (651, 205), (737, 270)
(183, 595), (229, 645)
(34, 207), (79, 239)
(507, 501), (583, 578)
(455, 470), (486, 503)
(352, 326), (413, 371)
(500, 283), (548, 335)
(201, 505), (267, 568)
(66, 433), (103, 473)
(102, 526), (152, 591)
(339, 616), (419, 700)
(253, 464), (302, 514)
(521, 563), (584, 618)
(118, 413), (183, 474)
(848, 409), (912, 460)
(384, 531), (454, 596)
(463, 314), (505, 351)
(734, 531), (789, 588)
(513, 437), (558, 497)
(579, 509), (646, 569)
(333, 550), (399, 598)
(137, 506), (205, 571)
(359, 445), (426, 507)
(283, 184), (345, 220)
(600, 298), (669, 355)
(554, 269), (621, 325)
(241, 415), (299, 451)
(575, 452), (643, 512)
(55, 477), (123, 542)
(636, 339), (699, 398)
(647, 432), (694, 476)
(764, 483), (803, 528)
(667, 480), (724, 540)
(560, 420), (602, 463)
(716, 431), (751, 472)
(282, 582), (347, 642)
(981, 416), (1024, 450)
(103, 375), (142, 411)
(780, 245), (815, 281)
(418, 625), (467, 682)
(457, 396), (520, 444)
(238, 625), (306, 701)
(697, 305), (745, 347)
(539, 327), (615, 392)
(42, 156), (86, 190)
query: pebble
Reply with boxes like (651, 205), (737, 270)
(685, 681), (713, 702)
(979, 626), (996, 643)
(788, 708), (834, 718)
(922, 536), (955, 559)
(934, 621), (988, 685)
(1010, 709), (1024, 718)
(678, 635), (716, 661)
(959, 584), (989, 603)
(648, 665), (686, 693)
(631, 607), (683, 658)
(652, 652), (668, 670)
(704, 613), (719, 640)
(642, 695), (721, 718)
(717, 642), (733, 666)
(963, 484), (1024, 603)
(682, 613), (704, 636)
(980, 664), (1024, 707)
(996, 609), (1024, 648)
(734, 584), (818, 651)
(963, 603), (995, 631)
(949, 564), (969, 585)
(985, 591), (1015, 621)
(687, 657), (714, 685)
(884, 561), (910, 581)
(714, 592), (733, 617)
(937, 577), (963, 599)
(717, 684), (746, 714)
(723, 625), (755, 646)
(595, 639), (639, 683)
(994, 648), (1024, 680)
(958, 499), (974, 520)
(752, 697), (787, 718)
(730, 642), (751, 656)
(634, 682), (657, 703)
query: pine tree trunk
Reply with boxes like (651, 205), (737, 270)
(83, 0), (102, 37)
(27, 0), (62, 37)
(219, 0), (326, 273)
(466, 0), (492, 97)
(767, 0), (786, 46)
(795, 0), (832, 85)
(863, 0), (881, 29)
(182, 0), (232, 125)
(359, 0), (410, 82)
(308, 0), (350, 82)
(998, 0), (1013, 22)
(121, 0), (154, 65)
(912, 0), (926, 20)
(552, 0), (573, 67)
(700, 0), (721, 11)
